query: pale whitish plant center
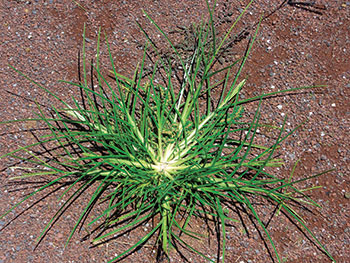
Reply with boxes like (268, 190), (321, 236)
(155, 161), (171, 173)
(154, 153), (177, 173)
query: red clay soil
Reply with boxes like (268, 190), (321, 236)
(0, 0), (349, 262)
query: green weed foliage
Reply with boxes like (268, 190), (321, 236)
(1, 1), (334, 262)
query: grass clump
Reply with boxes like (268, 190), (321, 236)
(1, 1), (334, 262)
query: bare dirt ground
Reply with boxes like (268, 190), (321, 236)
(0, 0), (349, 262)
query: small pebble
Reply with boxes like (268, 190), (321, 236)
(331, 103), (336, 107)
(277, 105), (282, 110)
(344, 192), (350, 199)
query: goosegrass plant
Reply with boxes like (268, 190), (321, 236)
(1, 1), (335, 262)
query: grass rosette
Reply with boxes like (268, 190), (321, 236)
(0, 1), (335, 262)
